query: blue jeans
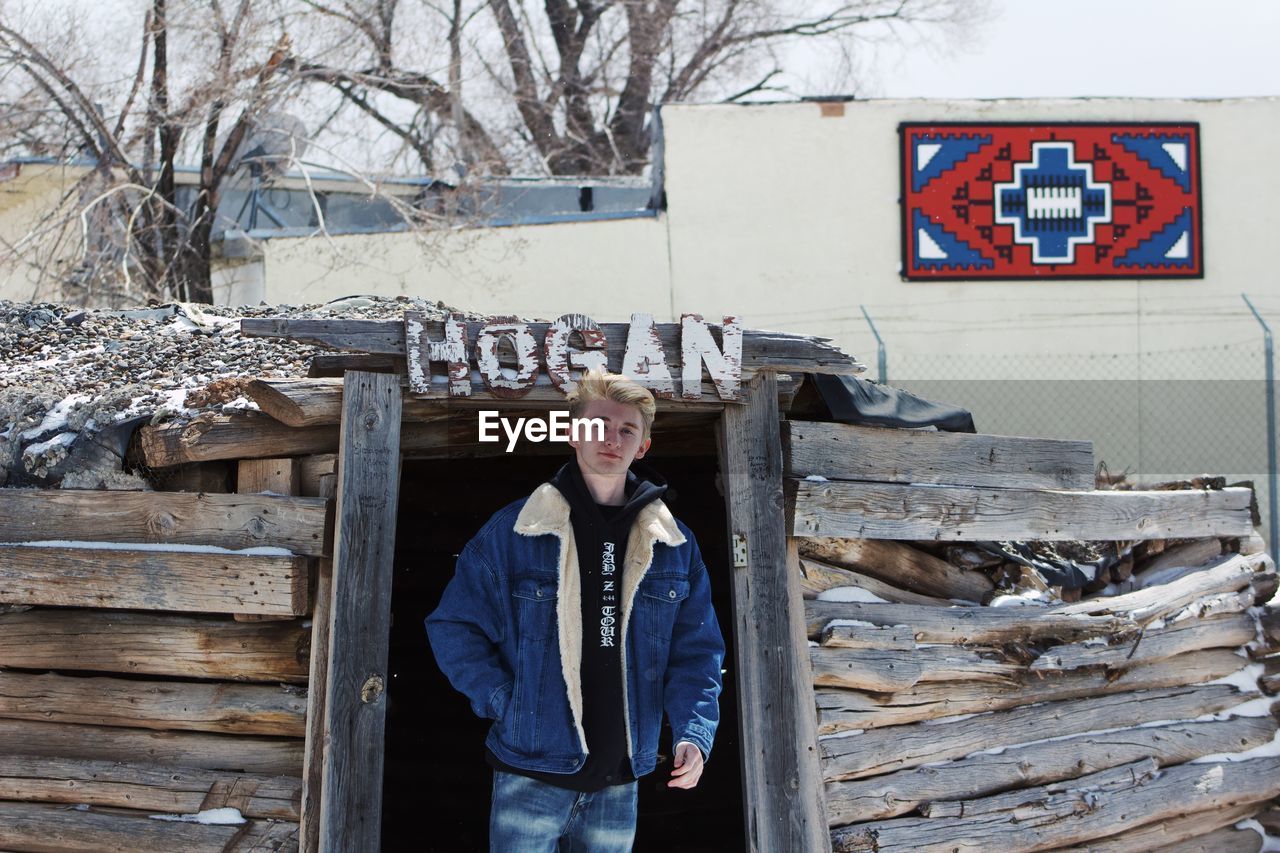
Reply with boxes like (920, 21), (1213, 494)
(489, 770), (638, 852)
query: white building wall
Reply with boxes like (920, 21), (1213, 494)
(660, 98), (1280, 378)
(258, 215), (670, 322)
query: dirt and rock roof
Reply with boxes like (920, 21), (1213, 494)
(0, 295), (490, 489)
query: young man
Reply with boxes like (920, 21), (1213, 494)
(426, 368), (725, 852)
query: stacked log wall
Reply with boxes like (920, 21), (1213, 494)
(785, 420), (1280, 852)
(0, 466), (332, 852)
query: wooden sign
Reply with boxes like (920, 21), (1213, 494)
(404, 312), (743, 401)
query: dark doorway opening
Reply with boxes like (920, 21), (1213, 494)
(381, 420), (745, 851)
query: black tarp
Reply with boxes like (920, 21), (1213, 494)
(811, 374), (976, 433)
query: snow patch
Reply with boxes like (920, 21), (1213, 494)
(150, 807), (246, 825)
(819, 587), (890, 604)
(21, 393), (91, 440)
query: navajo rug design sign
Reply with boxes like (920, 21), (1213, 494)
(900, 123), (1203, 280)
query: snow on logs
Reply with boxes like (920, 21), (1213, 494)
(806, 534), (1278, 850)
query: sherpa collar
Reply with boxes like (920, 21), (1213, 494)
(514, 482), (686, 547)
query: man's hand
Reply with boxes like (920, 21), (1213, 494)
(667, 741), (704, 789)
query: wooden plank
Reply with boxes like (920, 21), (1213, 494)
(246, 376), (729, 427)
(791, 481), (1255, 541)
(0, 546), (309, 616)
(811, 645), (1022, 692)
(141, 412), (340, 467)
(0, 756), (301, 819)
(0, 489), (329, 555)
(1031, 612), (1257, 672)
(798, 557), (954, 606)
(0, 719), (302, 775)
(818, 682), (1249, 783)
(300, 473), (335, 853)
(815, 648), (1248, 732)
(798, 538), (993, 602)
(1067, 801), (1262, 852)
(818, 623), (916, 651)
(804, 600), (1130, 644)
(717, 373), (830, 852)
(0, 672), (307, 736)
(319, 372), (402, 852)
(829, 757), (1280, 853)
(1056, 552), (1269, 622)
(240, 317), (861, 375)
(0, 610), (309, 682)
(825, 714), (1275, 824)
(783, 421), (1094, 490)
(0, 801), (248, 853)
(238, 458), (302, 495)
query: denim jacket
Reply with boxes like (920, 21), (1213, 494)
(425, 482), (725, 778)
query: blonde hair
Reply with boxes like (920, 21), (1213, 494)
(566, 368), (657, 441)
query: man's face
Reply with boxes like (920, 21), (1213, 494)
(568, 398), (650, 478)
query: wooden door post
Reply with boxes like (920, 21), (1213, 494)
(717, 372), (830, 852)
(318, 372), (402, 852)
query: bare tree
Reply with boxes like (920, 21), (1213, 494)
(0, 0), (311, 303)
(0, 0), (988, 305)
(288, 0), (991, 175)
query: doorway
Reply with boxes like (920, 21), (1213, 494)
(380, 419), (745, 851)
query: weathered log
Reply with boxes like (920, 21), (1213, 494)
(825, 714), (1275, 825)
(1064, 800), (1262, 852)
(816, 649), (1247, 732)
(781, 420), (1094, 490)
(240, 317), (861, 375)
(1134, 538), (1223, 583)
(820, 683), (1250, 781)
(811, 645), (1021, 692)
(829, 756), (1280, 853)
(799, 557), (954, 606)
(0, 719), (302, 776)
(798, 538), (993, 602)
(0, 801), (263, 853)
(1057, 553), (1270, 622)
(0, 610), (309, 682)
(141, 411), (341, 466)
(0, 672), (307, 736)
(319, 372), (403, 853)
(921, 758), (1160, 819)
(0, 756), (301, 819)
(792, 481), (1255, 541)
(0, 546), (309, 616)
(715, 374), (831, 850)
(0, 489), (328, 555)
(300, 475), (335, 853)
(1241, 532), (1268, 556)
(819, 624), (915, 651)
(805, 600), (1129, 645)
(1030, 612), (1257, 672)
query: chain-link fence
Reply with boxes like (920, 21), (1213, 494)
(884, 341), (1276, 546)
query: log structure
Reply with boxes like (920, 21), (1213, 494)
(0, 461), (324, 850)
(5, 309), (1277, 852)
(784, 419), (1279, 851)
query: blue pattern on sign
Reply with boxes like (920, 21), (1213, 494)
(994, 142), (1112, 264)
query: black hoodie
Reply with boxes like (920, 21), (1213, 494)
(486, 455), (667, 791)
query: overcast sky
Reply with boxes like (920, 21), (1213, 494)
(871, 0), (1279, 100)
